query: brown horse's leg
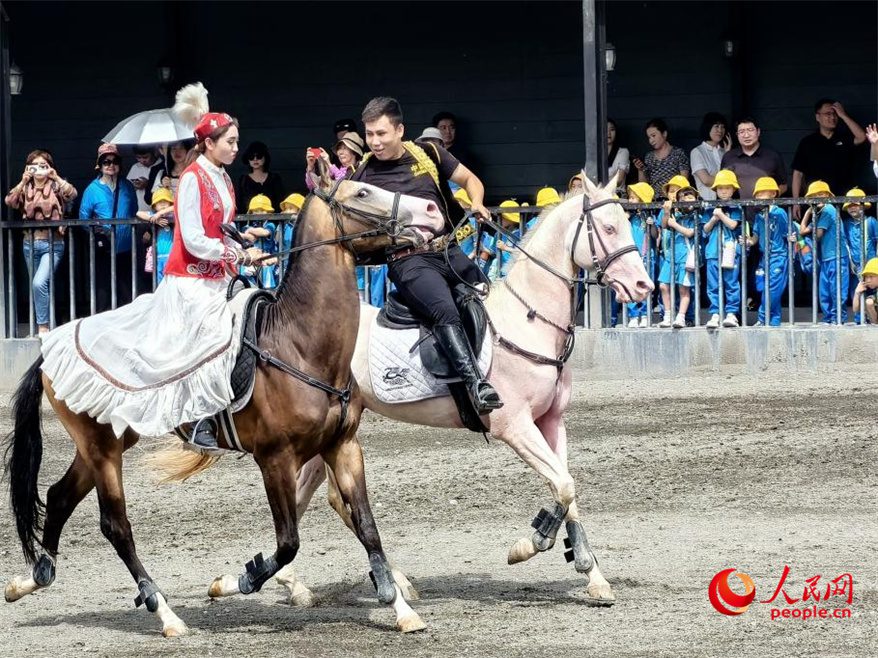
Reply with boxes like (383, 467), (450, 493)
(322, 434), (425, 632)
(209, 446), (299, 599)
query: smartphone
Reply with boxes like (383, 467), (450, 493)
(308, 147), (322, 158)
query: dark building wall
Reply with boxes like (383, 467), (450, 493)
(3, 0), (876, 216)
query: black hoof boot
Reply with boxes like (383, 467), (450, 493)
(192, 418), (219, 450)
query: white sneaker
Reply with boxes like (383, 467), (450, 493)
(658, 315), (672, 328)
(705, 314), (720, 329)
(722, 313), (739, 327)
(639, 316), (650, 328)
(672, 313), (686, 328)
(628, 318), (639, 328)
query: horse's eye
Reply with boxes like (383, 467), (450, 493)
(357, 189), (369, 199)
(604, 225), (615, 234)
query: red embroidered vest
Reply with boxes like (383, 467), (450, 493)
(163, 162), (236, 279)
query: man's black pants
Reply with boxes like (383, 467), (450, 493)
(387, 244), (484, 326)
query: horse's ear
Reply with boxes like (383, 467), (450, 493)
(602, 170), (622, 195)
(313, 155), (333, 191)
(582, 172), (599, 198)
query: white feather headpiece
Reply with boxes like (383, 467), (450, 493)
(173, 82), (210, 127)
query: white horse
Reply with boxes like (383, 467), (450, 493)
(277, 175), (653, 606)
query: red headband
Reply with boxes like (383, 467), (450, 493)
(194, 112), (233, 142)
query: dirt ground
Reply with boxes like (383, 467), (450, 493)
(0, 367), (876, 658)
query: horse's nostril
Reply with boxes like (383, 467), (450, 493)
(636, 280), (653, 292)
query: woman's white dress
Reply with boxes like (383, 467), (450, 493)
(41, 156), (240, 438)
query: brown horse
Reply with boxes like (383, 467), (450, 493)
(3, 174), (445, 636)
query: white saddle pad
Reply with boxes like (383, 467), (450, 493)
(369, 320), (492, 404)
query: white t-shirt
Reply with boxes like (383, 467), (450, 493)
(690, 142), (724, 200)
(127, 162), (156, 212)
(609, 147), (630, 186)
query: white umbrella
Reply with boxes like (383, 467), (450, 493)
(102, 108), (193, 146)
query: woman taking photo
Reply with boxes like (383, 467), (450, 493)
(633, 118), (690, 198)
(305, 131), (365, 190)
(4, 150), (77, 335)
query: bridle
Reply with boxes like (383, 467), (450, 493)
(474, 193), (639, 373)
(250, 178), (407, 266)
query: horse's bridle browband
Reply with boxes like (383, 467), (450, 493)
(478, 193), (638, 373)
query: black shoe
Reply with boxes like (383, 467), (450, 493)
(192, 418), (219, 449)
(432, 323), (504, 413)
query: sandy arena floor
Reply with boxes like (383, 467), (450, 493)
(1, 368), (876, 657)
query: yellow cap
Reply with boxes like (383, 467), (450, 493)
(861, 258), (878, 277)
(453, 188), (472, 208)
(805, 180), (832, 198)
(280, 193), (305, 212)
(536, 186), (561, 207)
(499, 199), (522, 223)
(753, 177), (780, 195)
(843, 187), (871, 211)
(247, 194), (274, 213)
(711, 169), (740, 190)
(627, 182), (654, 204)
(150, 187), (174, 208)
(662, 175), (691, 195)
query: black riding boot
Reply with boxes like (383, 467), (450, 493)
(432, 323), (503, 413)
(192, 417), (219, 450)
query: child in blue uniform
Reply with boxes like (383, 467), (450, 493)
(246, 194), (279, 289)
(852, 257), (878, 324)
(657, 186), (698, 328)
(480, 200), (528, 280)
(701, 169), (743, 328)
(742, 177), (789, 326)
(800, 180), (848, 323)
(841, 188), (877, 322)
(626, 183), (656, 327)
(136, 187), (175, 285)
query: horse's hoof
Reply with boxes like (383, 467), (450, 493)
(289, 582), (315, 608)
(392, 570), (420, 601)
(208, 574), (238, 598)
(397, 613), (427, 633)
(5, 577), (32, 602)
(162, 621), (189, 637)
(507, 537), (538, 565)
(584, 583), (616, 606)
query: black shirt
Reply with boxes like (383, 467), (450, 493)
(236, 171), (286, 213)
(720, 145), (787, 199)
(791, 130), (863, 196)
(352, 142), (461, 233)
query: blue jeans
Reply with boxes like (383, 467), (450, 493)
(22, 238), (64, 326)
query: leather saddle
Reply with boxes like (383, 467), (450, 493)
(376, 284), (489, 432)
(227, 278), (276, 411)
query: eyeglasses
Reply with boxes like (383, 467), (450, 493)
(100, 159), (120, 166)
(249, 154), (265, 161)
(736, 128), (757, 135)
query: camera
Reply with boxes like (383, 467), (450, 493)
(308, 147), (322, 158)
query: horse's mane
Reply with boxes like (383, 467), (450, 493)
(507, 191), (581, 269)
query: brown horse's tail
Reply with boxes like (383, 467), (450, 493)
(4, 357), (46, 564)
(144, 439), (222, 484)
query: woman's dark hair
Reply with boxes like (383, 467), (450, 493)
(25, 149), (54, 168)
(193, 119), (239, 155)
(607, 118), (619, 167)
(242, 141), (271, 172)
(645, 118), (668, 135)
(432, 111), (457, 127)
(699, 112), (728, 142)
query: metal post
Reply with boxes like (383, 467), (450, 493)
(835, 207), (842, 325)
(151, 226), (157, 291)
(89, 229), (96, 316)
(763, 211), (770, 326)
(68, 227), (76, 320)
(48, 229), (56, 329)
(669, 225), (677, 322)
(787, 219), (795, 326)
(7, 228), (16, 337)
(811, 204), (819, 324)
(740, 217), (748, 328)
(645, 222), (653, 326)
(131, 223), (137, 299)
(717, 222), (725, 324)
(693, 220), (701, 326)
(110, 227), (117, 310)
(0, 222), (6, 337)
(0, 6), (11, 338)
(27, 229), (34, 336)
(860, 215), (866, 326)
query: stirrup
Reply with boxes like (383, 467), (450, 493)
(191, 418), (219, 449)
(472, 380), (503, 413)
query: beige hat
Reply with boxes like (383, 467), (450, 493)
(333, 132), (364, 158)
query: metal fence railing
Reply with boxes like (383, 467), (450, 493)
(1, 195), (876, 338)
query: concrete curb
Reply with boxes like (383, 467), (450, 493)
(1, 326), (876, 391)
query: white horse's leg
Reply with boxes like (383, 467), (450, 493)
(497, 415), (577, 565)
(538, 410), (615, 604)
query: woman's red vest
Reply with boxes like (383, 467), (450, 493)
(163, 162), (236, 279)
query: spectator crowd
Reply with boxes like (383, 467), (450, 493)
(4, 99), (878, 335)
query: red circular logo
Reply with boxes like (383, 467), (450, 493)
(709, 568), (756, 615)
